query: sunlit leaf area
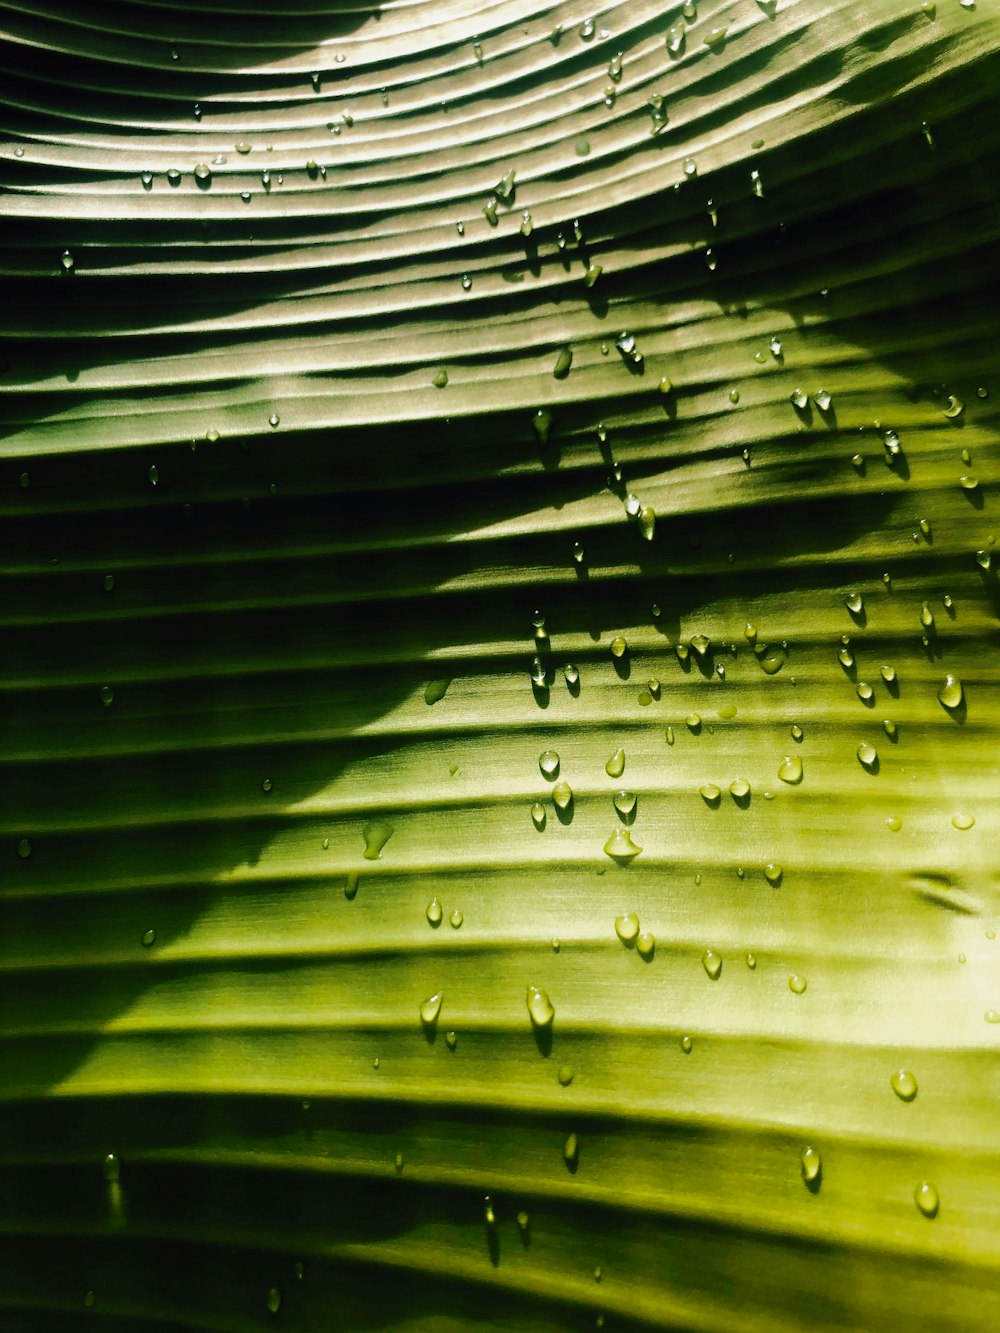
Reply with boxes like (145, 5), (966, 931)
(1, 1), (999, 1329)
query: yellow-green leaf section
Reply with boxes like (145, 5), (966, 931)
(1, 0), (999, 1329)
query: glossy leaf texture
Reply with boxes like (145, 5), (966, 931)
(1, 1), (999, 1329)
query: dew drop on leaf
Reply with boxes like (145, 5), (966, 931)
(801, 1147), (822, 1185)
(526, 985), (555, 1028)
(604, 828), (642, 862)
(778, 755), (803, 784)
(938, 674), (964, 710)
(419, 993), (443, 1027)
(789, 973), (807, 994)
(703, 949), (722, 980)
(426, 897), (443, 926)
(363, 822), (393, 860)
(890, 1069), (918, 1101)
(614, 912), (640, 944)
(915, 1182), (939, 1218)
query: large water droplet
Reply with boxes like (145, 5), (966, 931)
(704, 24), (728, 51)
(857, 741), (878, 770)
(266, 1288), (282, 1314)
(951, 812), (975, 830)
(778, 755), (803, 784)
(563, 1133), (578, 1168)
(801, 1147), (821, 1186)
(363, 822), (393, 860)
(938, 675), (963, 710)
(729, 779), (750, 799)
(703, 949), (722, 980)
(533, 409), (552, 446)
(845, 591), (863, 614)
(890, 1069), (918, 1101)
(764, 863), (783, 886)
(613, 790), (636, 817)
(788, 973), (807, 994)
(604, 828), (642, 862)
(449, 909), (464, 929)
(914, 1182), (939, 1218)
(615, 912), (640, 944)
(426, 897), (443, 926)
(102, 1152), (120, 1182)
(700, 784), (721, 804)
(667, 24), (685, 55)
(552, 781), (572, 810)
(420, 993), (443, 1027)
(605, 748), (625, 778)
(527, 985), (555, 1028)
(531, 802), (546, 829)
(539, 750), (560, 779)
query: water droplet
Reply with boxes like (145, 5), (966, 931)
(394, 1151), (404, 1171)
(266, 1288), (282, 1314)
(100, 684), (114, 708)
(886, 814), (903, 832)
(937, 674), (964, 710)
(166, 168), (181, 186)
(838, 647), (855, 670)
(727, 780), (749, 802)
(667, 23), (686, 55)
(530, 657), (546, 687)
(140, 170), (153, 188)
(985, 1010), (1000, 1024)
(519, 209), (533, 237)
(539, 750), (560, 779)
(532, 409), (552, 446)
(845, 592), (863, 614)
(363, 822), (393, 860)
(608, 52), (623, 81)
(686, 713), (702, 731)
(552, 781), (573, 810)
(814, 389), (832, 411)
(426, 897), (443, 926)
(141, 927), (156, 947)
(343, 872), (358, 900)
(615, 912), (640, 944)
(704, 248), (717, 272)
(728, 387), (740, 405)
(801, 1147), (821, 1185)
(700, 784), (721, 804)
(461, 273), (472, 291)
(580, 18), (596, 39)
(951, 812), (975, 830)
(530, 802), (546, 829)
(482, 197), (498, 227)
(704, 24), (728, 51)
(432, 368), (448, 389)
(959, 475), (979, 491)
(778, 755), (803, 784)
(790, 388), (808, 409)
(563, 663), (580, 686)
(718, 704), (738, 720)
(883, 719), (898, 739)
(914, 1182), (939, 1218)
(563, 1133), (578, 1167)
(553, 346), (573, 380)
(527, 985), (555, 1028)
(790, 724), (804, 742)
(975, 548), (992, 570)
(558, 1064), (575, 1086)
(261, 777), (273, 793)
(268, 413), (280, 429)
(194, 162), (211, 184)
(610, 636), (627, 659)
(606, 748), (625, 778)
(449, 909), (464, 929)
(857, 681), (874, 703)
(943, 394), (965, 419)
(746, 953), (757, 970)
(764, 863), (783, 886)
(420, 993), (443, 1027)
(702, 950), (722, 980)
(789, 973), (807, 994)
(424, 678), (450, 705)
(604, 828), (642, 862)
(920, 601), (934, 629)
(648, 94), (668, 133)
(665, 726), (675, 745)
(612, 791), (637, 818)
(890, 1069), (918, 1101)
(102, 1151), (120, 1182)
